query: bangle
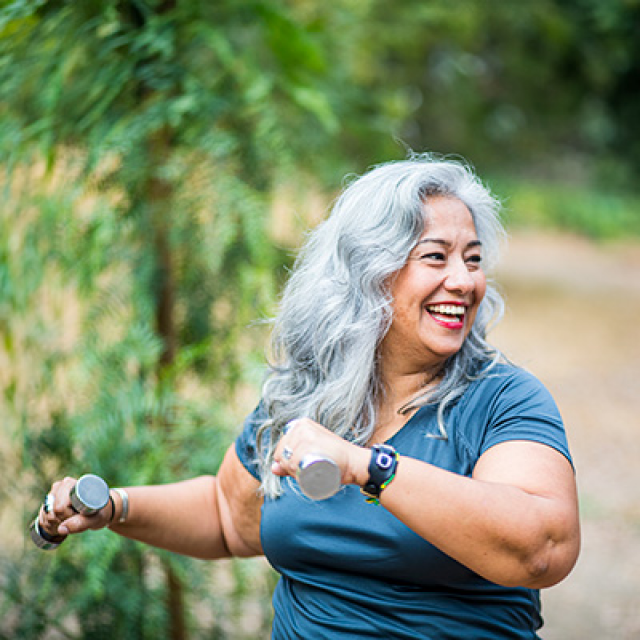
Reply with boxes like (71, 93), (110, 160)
(108, 494), (116, 522)
(113, 488), (129, 523)
(360, 444), (399, 505)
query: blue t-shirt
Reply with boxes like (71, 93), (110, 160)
(235, 364), (573, 639)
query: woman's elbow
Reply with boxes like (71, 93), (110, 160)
(518, 527), (581, 589)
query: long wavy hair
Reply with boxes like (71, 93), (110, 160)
(257, 153), (506, 497)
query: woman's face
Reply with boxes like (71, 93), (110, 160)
(381, 196), (487, 374)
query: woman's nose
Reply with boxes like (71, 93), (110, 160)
(444, 259), (474, 294)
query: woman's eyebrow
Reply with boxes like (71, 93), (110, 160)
(415, 238), (482, 248)
(416, 238), (449, 247)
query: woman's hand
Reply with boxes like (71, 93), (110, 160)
(39, 476), (113, 537)
(272, 418), (370, 487)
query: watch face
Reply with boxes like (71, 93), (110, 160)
(376, 451), (395, 470)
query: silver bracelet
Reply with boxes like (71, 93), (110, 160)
(113, 488), (129, 523)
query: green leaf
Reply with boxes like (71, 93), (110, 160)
(290, 85), (339, 133)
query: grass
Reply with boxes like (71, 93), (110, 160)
(491, 176), (640, 241)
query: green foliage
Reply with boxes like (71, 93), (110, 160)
(494, 176), (640, 240)
(0, 1), (392, 638)
(354, 0), (640, 188)
(0, 165), (273, 637)
(0, 0), (390, 181)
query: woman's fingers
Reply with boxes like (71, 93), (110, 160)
(274, 418), (352, 480)
(39, 476), (75, 536)
(273, 418), (317, 473)
(39, 476), (111, 536)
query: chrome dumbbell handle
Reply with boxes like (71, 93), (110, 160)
(69, 473), (110, 515)
(30, 474), (110, 550)
(296, 454), (341, 501)
(29, 518), (67, 550)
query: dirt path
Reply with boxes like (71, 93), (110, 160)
(493, 231), (640, 640)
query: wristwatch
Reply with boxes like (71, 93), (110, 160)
(360, 444), (399, 504)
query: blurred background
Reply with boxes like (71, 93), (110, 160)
(0, 0), (638, 638)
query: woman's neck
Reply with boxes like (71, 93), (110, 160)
(382, 360), (442, 402)
(371, 365), (442, 444)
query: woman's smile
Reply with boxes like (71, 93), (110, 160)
(424, 302), (468, 330)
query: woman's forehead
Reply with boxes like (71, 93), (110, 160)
(419, 196), (479, 238)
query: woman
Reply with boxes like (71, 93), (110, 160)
(38, 154), (580, 639)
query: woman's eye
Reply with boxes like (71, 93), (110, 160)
(420, 252), (446, 261)
(466, 255), (483, 267)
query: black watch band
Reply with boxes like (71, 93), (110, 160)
(360, 444), (399, 505)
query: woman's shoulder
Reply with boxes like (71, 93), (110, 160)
(452, 360), (562, 436)
(454, 360), (569, 460)
(468, 360), (549, 397)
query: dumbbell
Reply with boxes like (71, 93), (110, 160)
(297, 454), (341, 500)
(30, 474), (110, 550)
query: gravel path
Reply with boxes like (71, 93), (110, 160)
(493, 231), (640, 640)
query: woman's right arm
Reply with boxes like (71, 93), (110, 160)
(40, 443), (264, 560)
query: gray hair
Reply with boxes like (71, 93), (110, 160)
(257, 153), (506, 497)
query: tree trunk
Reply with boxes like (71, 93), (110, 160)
(166, 562), (187, 640)
(149, 132), (186, 640)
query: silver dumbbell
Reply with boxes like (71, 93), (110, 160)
(30, 474), (110, 550)
(297, 454), (341, 500)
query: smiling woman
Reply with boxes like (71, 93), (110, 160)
(37, 154), (580, 640)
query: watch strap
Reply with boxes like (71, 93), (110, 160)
(360, 444), (399, 505)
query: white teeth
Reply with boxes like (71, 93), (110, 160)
(426, 304), (465, 316)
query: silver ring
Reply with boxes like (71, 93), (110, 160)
(44, 493), (55, 513)
(282, 446), (294, 461)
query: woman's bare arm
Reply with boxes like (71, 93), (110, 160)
(43, 444), (263, 560)
(378, 441), (580, 588)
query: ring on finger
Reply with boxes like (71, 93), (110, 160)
(44, 493), (55, 514)
(282, 446), (294, 461)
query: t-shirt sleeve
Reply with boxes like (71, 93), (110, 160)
(476, 367), (573, 467)
(234, 402), (269, 481)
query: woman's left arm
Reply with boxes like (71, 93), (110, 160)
(376, 440), (580, 588)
